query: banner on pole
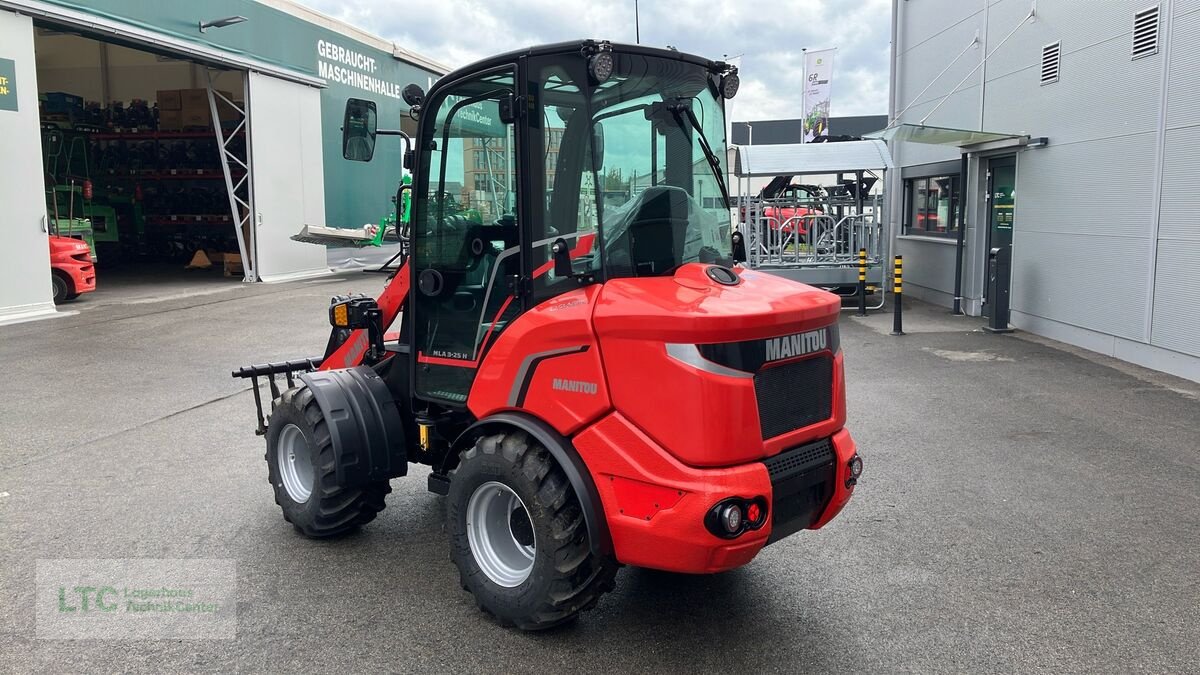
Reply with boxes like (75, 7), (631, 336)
(802, 49), (835, 142)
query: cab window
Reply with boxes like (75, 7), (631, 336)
(413, 68), (519, 404)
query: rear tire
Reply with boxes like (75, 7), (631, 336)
(51, 273), (71, 305)
(447, 430), (617, 630)
(265, 384), (390, 538)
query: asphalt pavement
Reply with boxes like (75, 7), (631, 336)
(1, 274), (1197, 673)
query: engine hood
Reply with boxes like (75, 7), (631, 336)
(593, 264), (841, 343)
(48, 235), (89, 253)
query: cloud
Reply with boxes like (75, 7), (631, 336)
(298, 0), (891, 122)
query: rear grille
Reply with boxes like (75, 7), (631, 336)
(764, 437), (835, 480)
(763, 437), (836, 543)
(753, 355), (833, 439)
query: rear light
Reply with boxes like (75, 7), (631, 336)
(719, 504), (742, 533)
(745, 501), (763, 524)
(705, 497), (768, 539)
(846, 455), (863, 488)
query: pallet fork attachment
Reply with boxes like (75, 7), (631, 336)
(231, 358), (322, 435)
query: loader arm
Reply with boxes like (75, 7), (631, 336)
(320, 262), (412, 370)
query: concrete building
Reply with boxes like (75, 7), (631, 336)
(887, 0), (1200, 383)
(461, 126), (563, 221)
(0, 0), (444, 324)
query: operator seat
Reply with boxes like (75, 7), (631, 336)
(608, 185), (691, 277)
(422, 215), (520, 361)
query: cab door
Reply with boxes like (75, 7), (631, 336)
(412, 66), (521, 404)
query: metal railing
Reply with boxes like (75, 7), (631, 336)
(742, 195), (884, 269)
(735, 190), (887, 310)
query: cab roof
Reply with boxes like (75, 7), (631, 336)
(437, 40), (727, 85)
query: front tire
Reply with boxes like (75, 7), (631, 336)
(448, 430), (617, 630)
(51, 273), (71, 304)
(265, 384), (390, 538)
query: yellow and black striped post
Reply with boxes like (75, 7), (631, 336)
(891, 255), (906, 336)
(856, 248), (868, 316)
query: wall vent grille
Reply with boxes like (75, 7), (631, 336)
(1133, 5), (1161, 59)
(1040, 42), (1061, 85)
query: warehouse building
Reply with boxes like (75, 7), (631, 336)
(0, 0), (444, 324)
(886, 0), (1200, 383)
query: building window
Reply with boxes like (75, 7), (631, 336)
(904, 175), (960, 236)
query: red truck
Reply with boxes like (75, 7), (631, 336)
(765, 183), (823, 234)
(49, 235), (96, 304)
(742, 178), (823, 236)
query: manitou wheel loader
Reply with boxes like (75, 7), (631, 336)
(234, 40), (862, 630)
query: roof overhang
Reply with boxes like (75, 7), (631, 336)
(864, 123), (1038, 153)
(732, 139), (894, 178)
(5, 0), (325, 87)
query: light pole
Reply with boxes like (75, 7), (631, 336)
(634, 0), (640, 44)
(801, 47), (807, 143)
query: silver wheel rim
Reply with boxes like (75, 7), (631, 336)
(466, 481), (536, 587)
(277, 423), (314, 503)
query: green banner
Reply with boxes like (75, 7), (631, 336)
(0, 58), (17, 112)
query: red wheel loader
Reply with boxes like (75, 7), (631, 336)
(234, 40), (862, 630)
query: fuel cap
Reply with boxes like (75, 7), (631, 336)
(705, 265), (740, 286)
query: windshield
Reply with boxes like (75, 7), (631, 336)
(534, 52), (733, 284)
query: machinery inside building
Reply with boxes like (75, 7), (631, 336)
(36, 29), (248, 282)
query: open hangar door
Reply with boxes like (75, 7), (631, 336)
(246, 71), (328, 282)
(33, 27), (253, 299)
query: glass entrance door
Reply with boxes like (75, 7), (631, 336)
(984, 155), (1016, 317)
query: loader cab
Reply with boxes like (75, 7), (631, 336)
(348, 41), (739, 406)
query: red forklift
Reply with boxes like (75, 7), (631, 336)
(235, 40), (861, 630)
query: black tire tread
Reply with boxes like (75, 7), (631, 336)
(268, 384), (390, 538)
(51, 272), (71, 305)
(449, 430), (617, 630)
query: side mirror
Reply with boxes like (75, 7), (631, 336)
(551, 238), (573, 278)
(498, 94), (517, 124)
(342, 98), (377, 162)
(591, 122), (605, 170)
(402, 83), (425, 108)
(731, 230), (746, 263)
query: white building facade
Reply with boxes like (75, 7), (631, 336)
(888, 0), (1200, 383)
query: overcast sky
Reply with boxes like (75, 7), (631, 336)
(299, 0), (891, 123)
